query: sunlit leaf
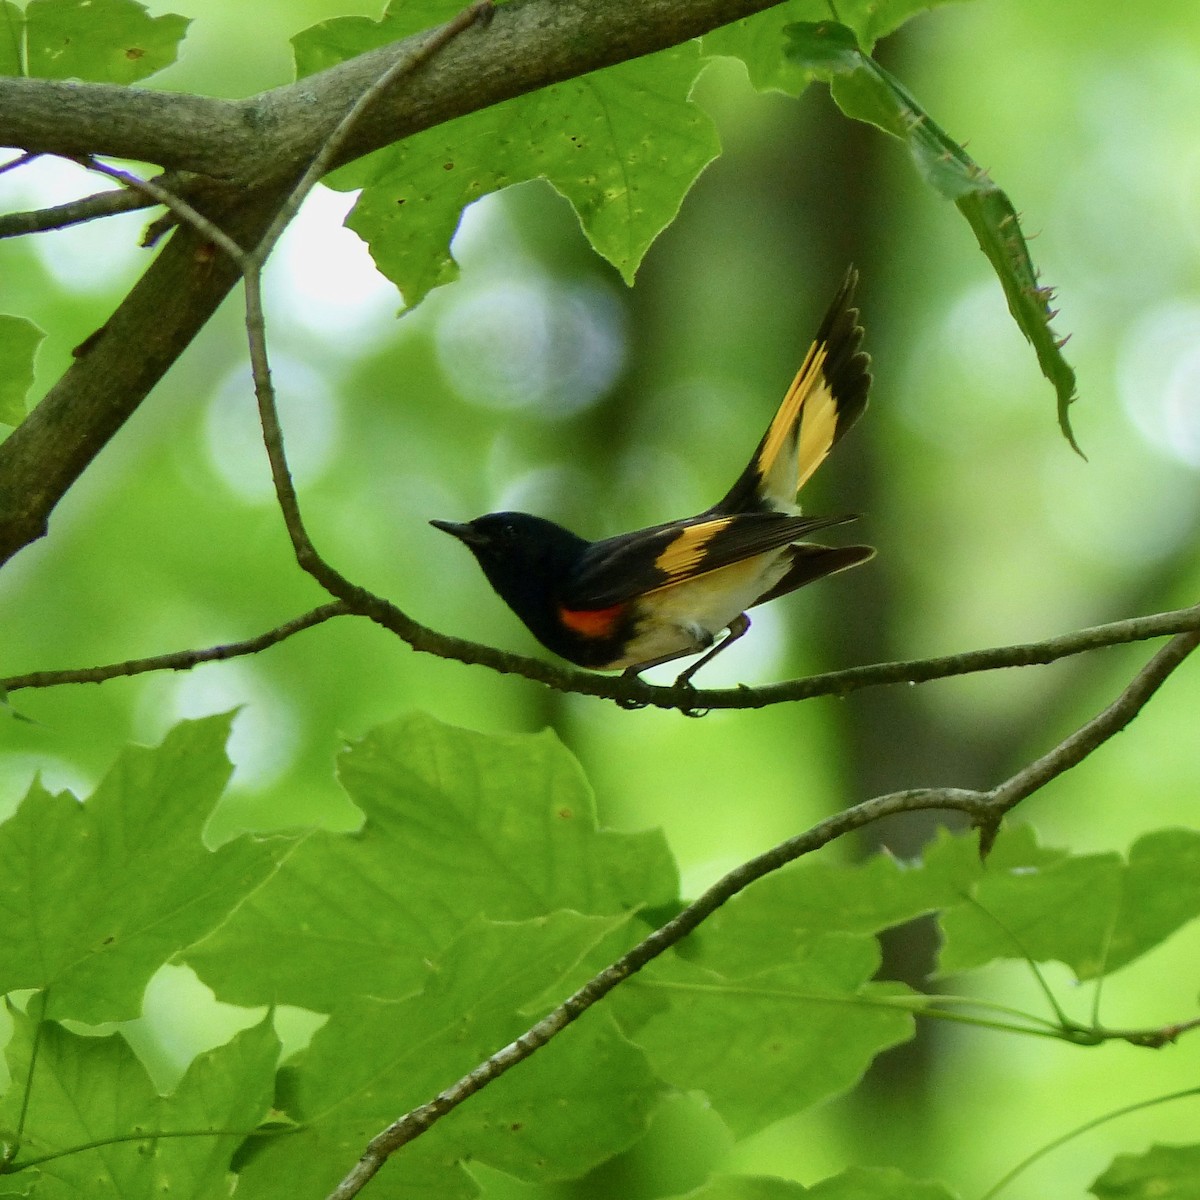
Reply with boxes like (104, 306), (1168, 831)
(23, 0), (189, 84)
(0, 1007), (278, 1198)
(294, 5), (718, 306)
(1091, 1143), (1200, 1199)
(0, 315), (43, 427)
(939, 829), (1200, 980)
(0, 715), (298, 1022)
(620, 929), (913, 1136)
(186, 711), (677, 1011)
(805, 1166), (960, 1199)
(669, 1177), (810, 1199)
(782, 21), (1081, 451)
(236, 914), (665, 1200)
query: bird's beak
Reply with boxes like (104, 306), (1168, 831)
(430, 519), (480, 545)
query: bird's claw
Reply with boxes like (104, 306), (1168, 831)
(671, 675), (709, 718)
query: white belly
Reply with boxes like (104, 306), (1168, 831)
(603, 552), (789, 670)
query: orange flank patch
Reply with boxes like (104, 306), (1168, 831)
(557, 602), (625, 639)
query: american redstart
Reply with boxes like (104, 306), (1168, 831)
(432, 268), (873, 692)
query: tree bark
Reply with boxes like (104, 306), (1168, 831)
(0, 0), (790, 567)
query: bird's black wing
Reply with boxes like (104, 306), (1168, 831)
(561, 511), (855, 610)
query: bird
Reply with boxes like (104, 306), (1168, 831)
(431, 268), (873, 697)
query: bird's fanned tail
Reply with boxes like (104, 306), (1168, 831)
(715, 267), (872, 515)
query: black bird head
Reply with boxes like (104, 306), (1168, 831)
(431, 512), (590, 638)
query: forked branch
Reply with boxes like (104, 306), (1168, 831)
(323, 629), (1200, 1199)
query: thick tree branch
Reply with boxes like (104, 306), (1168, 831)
(0, 0), (783, 181)
(325, 630), (1199, 1199)
(0, 0), (792, 570)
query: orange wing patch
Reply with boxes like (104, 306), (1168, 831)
(558, 602), (626, 638)
(653, 517), (734, 580)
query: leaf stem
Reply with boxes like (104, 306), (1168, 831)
(980, 1086), (1200, 1200)
(11, 1124), (292, 1173)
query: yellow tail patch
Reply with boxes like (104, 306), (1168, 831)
(757, 342), (840, 502)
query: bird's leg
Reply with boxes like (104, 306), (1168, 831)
(673, 613), (751, 688)
(666, 613), (751, 716)
(615, 616), (751, 715)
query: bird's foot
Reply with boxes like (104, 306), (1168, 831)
(670, 674), (709, 718)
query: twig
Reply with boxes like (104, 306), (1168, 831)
(272, 592), (1200, 713)
(0, 151), (37, 177)
(76, 158), (248, 265)
(239, 0), (496, 587)
(978, 628), (1200, 849)
(0, 187), (154, 238)
(324, 630), (1199, 1199)
(980, 1085), (1200, 1200)
(0, 602), (349, 693)
(326, 787), (985, 1199)
(4, 581), (1197, 714)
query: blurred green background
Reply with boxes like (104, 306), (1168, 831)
(1, 0), (1199, 1196)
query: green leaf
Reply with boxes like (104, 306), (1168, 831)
(701, 0), (969, 93)
(939, 829), (1200, 980)
(0, 316), (44, 427)
(781, 21), (1081, 452)
(0, 1006), (279, 1198)
(1091, 1144), (1200, 1199)
(0, 4), (21, 76)
(23, 0), (189, 84)
(623, 933), (913, 1137)
(669, 1177), (811, 1199)
(0, 715), (298, 1023)
(805, 1166), (960, 1199)
(237, 914), (665, 1200)
(186, 712), (677, 1011)
(609, 826), (1069, 1136)
(294, 6), (719, 306)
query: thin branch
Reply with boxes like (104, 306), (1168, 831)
(5, 580), (1197, 716)
(12, 1125), (286, 1172)
(0, 152), (38, 176)
(325, 630), (1199, 1199)
(241, 0), (496, 593)
(76, 158), (248, 265)
(979, 628), (1200, 847)
(980, 1085), (1200, 1200)
(0, 603), (350, 694)
(325, 786), (988, 1199)
(0, 187), (154, 238)
(272, 589), (1200, 713)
